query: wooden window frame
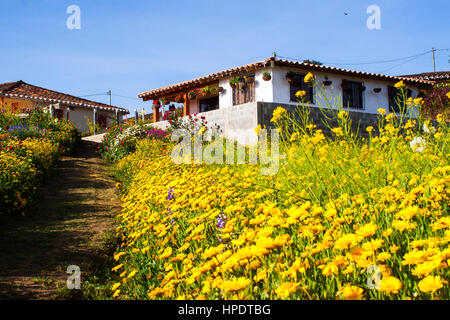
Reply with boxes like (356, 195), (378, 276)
(388, 86), (412, 113)
(289, 73), (314, 104)
(199, 96), (219, 113)
(342, 80), (364, 110)
(232, 74), (255, 106)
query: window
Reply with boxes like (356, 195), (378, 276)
(289, 73), (314, 103)
(232, 75), (255, 106)
(388, 86), (412, 113)
(342, 80), (364, 109)
(199, 96), (219, 113)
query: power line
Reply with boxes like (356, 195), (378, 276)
(111, 93), (141, 101)
(379, 53), (428, 73)
(279, 50), (433, 67)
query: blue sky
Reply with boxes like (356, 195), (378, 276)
(0, 0), (449, 113)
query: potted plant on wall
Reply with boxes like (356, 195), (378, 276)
(174, 95), (185, 103)
(229, 76), (239, 88)
(286, 71), (295, 83)
(162, 97), (169, 105)
(373, 88), (382, 93)
(323, 76), (332, 86)
(188, 90), (197, 100)
(263, 72), (272, 81)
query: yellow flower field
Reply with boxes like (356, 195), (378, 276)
(111, 83), (449, 300)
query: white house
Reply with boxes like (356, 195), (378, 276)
(0, 80), (129, 133)
(138, 56), (433, 145)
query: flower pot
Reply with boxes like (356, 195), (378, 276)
(373, 88), (382, 93)
(360, 86), (366, 92)
(263, 74), (271, 81)
(217, 86), (224, 93)
(323, 80), (332, 86)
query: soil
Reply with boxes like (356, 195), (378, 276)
(0, 140), (121, 299)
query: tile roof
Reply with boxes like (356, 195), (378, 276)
(138, 57), (435, 100)
(0, 80), (129, 113)
(399, 71), (450, 81)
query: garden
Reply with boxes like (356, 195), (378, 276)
(101, 77), (449, 300)
(0, 107), (80, 215)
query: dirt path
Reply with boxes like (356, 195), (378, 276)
(0, 140), (121, 299)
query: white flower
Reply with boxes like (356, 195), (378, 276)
(423, 123), (436, 134)
(410, 136), (426, 153)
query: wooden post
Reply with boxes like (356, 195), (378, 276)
(183, 93), (189, 116)
(93, 107), (97, 135)
(153, 105), (160, 123)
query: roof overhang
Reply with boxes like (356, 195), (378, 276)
(138, 57), (435, 101)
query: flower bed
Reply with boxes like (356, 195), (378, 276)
(110, 80), (449, 300)
(0, 109), (80, 215)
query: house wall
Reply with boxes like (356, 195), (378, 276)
(269, 66), (421, 115)
(151, 102), (260, 146)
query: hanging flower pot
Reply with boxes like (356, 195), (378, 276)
(323, 80), (332, 86)
(360, 86), (366, 92)
(217, 86), (224, 93)
(263, 72), (271, 81)
(162, 97), (169, 105)
(286, 71), (295, 84)
(373, 88), (382, 93)
(152, 100), (161, 108)
(188, 90), (197, 100)
(174, 95), (185, 103)
(229, 76), (239, 89)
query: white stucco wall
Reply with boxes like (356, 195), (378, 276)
(151, 102), (259, 146)
(269, 66), (420, 115)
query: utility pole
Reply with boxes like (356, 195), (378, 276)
(107, 90), (112, 106)
(432, 48), (436, 72)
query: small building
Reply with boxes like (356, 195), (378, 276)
(0, 80), (129, 133)
(138, 56), (434, 145)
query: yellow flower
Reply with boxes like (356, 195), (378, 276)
(275, 282), (300, 298)
(366, 126), (374, 133)
(112, 282), (121, 291)
(113, 289), (121, 298)
(271, 106), (287, 123)
(378, 276), (402, 294)
(377, 108), (386, 116)
(418, 276), (444, 293)
(394, 80), (406, 89)
(304, 72), (315, 84)
(331, 127), (344, 137)
(290, 132), (299, 142)
(219, 277), (251, 292)
(159, 247), (173, 259)
(254, 124), (261, 136)
(413, 98), (423, 105)
(112, 264), (124, 272)
(295, 90), (307, 98)
(337, 110), (348, 119)
(127, 269), (138, 279)
(446, 92), (450, 99)
(338, 285), (364, 300)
